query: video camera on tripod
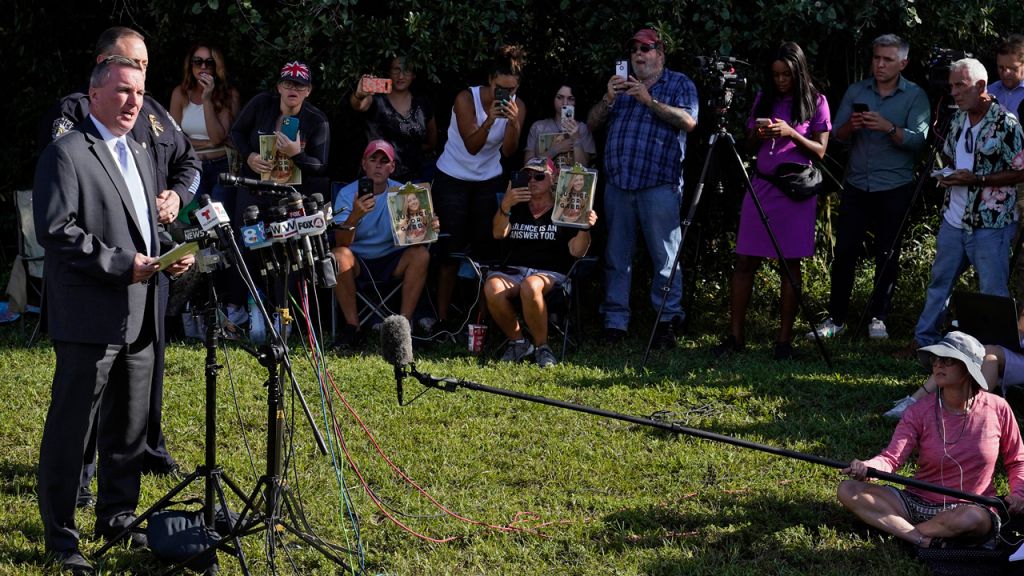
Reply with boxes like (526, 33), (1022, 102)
(926, 46), (973, 93)
(695, 54), (749, 114)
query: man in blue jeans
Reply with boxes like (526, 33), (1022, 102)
(915, 58), (1024, 348)
(587, 28), (698, 349)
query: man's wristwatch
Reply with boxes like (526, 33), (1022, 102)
(887, 125), (897, 136)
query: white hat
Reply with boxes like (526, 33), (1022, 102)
(917, 331), (988, 390)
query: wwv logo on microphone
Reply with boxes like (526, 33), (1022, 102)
(268, 219), (298, 240)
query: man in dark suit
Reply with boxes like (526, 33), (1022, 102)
(34, 55), (194, 575)
(39, 27), (199, 507)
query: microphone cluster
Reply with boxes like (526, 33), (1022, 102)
(234, 192), (338, 288)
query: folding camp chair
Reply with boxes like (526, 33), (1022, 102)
(459, 253), (597, 361)
(6, 190), (45, 345)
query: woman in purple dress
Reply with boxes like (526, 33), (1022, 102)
(716, 42), (831, 360)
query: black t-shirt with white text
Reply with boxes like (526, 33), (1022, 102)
(505, 202), (578, 274)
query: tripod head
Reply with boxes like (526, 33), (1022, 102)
(695, 54), (750, 130)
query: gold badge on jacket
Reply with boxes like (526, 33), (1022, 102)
(149, 114), (164, 138)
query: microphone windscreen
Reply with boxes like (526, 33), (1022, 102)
(380, 315), (413, 366)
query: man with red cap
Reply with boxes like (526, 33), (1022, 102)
(330, 139), (439, 350)
(588, 28), (698, 350)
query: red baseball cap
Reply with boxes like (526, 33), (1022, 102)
(363, 139), (395, 162)
(629, 28), (662, 48)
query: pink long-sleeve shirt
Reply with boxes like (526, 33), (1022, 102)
(863, 392), (1024, 504)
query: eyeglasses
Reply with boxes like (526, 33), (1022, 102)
(389, 67), (411, 77)
(930, 354), (958, 367)
(965, 127), (974, 154)
(280, 81), (310, 92)
(191, 57), (216, 68)
(630, 43), (658, 55)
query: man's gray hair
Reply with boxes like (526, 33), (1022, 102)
(873, 34), (909, 61)
(950, 58), (989, 87)
(89, 55), (143, 88)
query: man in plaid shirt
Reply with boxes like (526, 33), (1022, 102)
(588, 28), (698, 349)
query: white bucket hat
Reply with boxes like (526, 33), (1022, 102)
(917, 331), (988, 390)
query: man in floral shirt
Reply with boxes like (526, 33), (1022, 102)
(914, 58), (1024, 347)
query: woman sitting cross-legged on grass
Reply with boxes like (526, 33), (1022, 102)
(485, 157), (596, 368)
(838, 331), (1024, 549)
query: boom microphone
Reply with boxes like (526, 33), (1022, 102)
(219, 173), (294, 191)
(381, 315), (413, 406)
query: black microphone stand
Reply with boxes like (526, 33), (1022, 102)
(94, 235), (251, 575)
(405, 365), (1003, 510)
(98, 201), (349, 573)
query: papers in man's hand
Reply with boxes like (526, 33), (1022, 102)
(157, 241), (199, 271)
(930, 167), (955, 179)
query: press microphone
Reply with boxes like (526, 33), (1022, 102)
(241, 205), (277, 276)
(194, 194), (231, 232)
(381, 315), (414, 406)
(286, 192), (317, 273)
(314, 193), (333, 224)
(266, 204), (299, 272)
(219, 173), (294, 192)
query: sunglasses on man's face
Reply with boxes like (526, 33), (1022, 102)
(630, 43), (658, 55)
(191, 57), (216, 68)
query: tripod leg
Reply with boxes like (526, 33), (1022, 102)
(641, 132), (720, 367)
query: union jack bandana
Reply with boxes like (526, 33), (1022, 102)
(280, 61), (311, 85)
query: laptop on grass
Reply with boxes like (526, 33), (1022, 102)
(951, 291), (1022, 352)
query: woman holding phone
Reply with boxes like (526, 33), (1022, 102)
(524, 83), (595, 167)
(169, 42), (240, 211)
(350, 57), (437, 183)
(715, 41), (831, 360)
(230, 60), (331, 204)
(430, 45), (528, 335)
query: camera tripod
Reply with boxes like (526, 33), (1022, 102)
(642, 118), (832, 368)
(95, 196), (348, 574)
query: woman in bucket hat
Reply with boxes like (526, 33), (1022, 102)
(838, 331), (1024, 549)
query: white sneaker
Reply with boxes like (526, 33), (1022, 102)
(883, 396), (916, 420)
(868, 318), (889, 340)
(806, 318), (844, 339)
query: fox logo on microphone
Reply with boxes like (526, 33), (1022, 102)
(296, 213), (326, 235)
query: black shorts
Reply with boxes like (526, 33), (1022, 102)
(431, 169), (503, 261)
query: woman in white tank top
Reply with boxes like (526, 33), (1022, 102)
(432, 45), (528, 330)
(169, 42), (240, 206)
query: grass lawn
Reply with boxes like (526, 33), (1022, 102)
(0, 295), (955, 576)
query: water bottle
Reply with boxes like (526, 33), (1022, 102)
(248, 295), (266, 345)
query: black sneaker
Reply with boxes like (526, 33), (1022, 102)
(652, 322), (677, 350)
(332, 324), (363, 352)
(602, 328), (627, 345)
